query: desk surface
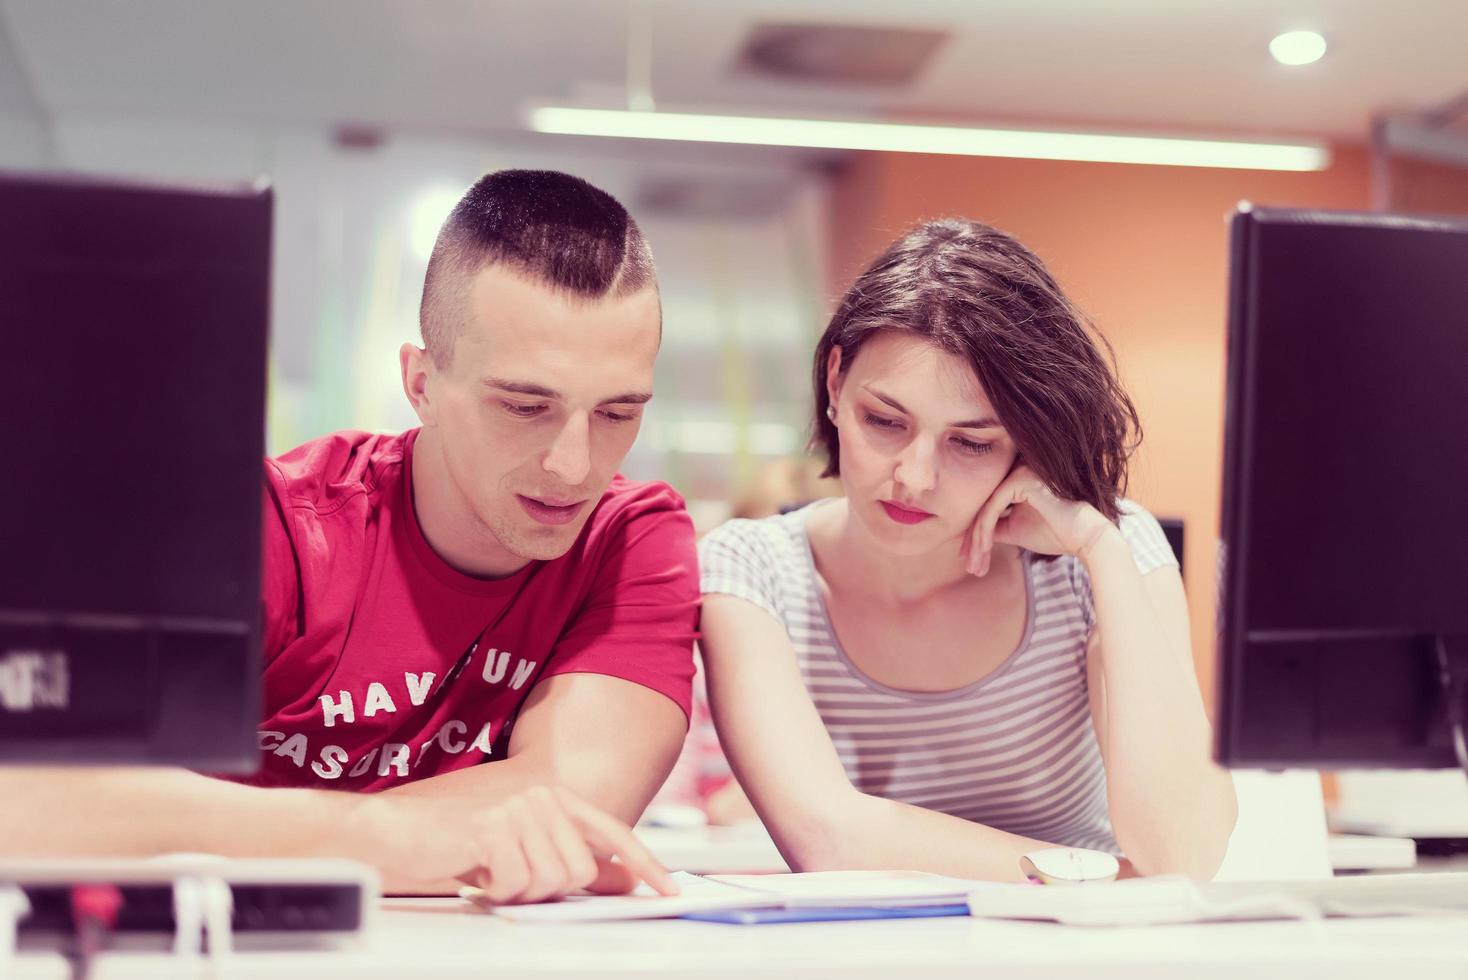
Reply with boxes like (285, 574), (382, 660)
(13, 896), (1468, 980)
(10, 827), (1467, 979)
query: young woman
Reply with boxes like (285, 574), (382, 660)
(698, 219), (1237, 881)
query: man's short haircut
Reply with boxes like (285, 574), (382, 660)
(419, 169), (657, 367)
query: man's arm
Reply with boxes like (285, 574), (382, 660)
(0, 758), (675, 903)
(0, 766), (352, 860)
(0, 674), (683, 897)
(384, 672), (686, 826)
(372, 672), (685, 894)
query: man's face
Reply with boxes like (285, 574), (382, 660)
(421, 264), (661, 564)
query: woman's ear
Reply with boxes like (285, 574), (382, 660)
(824, 345), (844, 417)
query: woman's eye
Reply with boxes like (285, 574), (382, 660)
(503, 402), (547, 418)
(862, 412), (902, 430)
(953, 436), (993, 456)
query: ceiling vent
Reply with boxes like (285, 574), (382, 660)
(333, 124), (386, 151)
(735, 23), (948, 87)
(634, 176), (795, 220)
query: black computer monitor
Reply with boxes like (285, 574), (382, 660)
(0, 172), (270, 771)
(1215, 205), (1468, 770)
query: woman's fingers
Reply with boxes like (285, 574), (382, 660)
(969, 481), (1020, 576)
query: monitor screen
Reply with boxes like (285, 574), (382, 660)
(1215, 205), (1468, 769)
(0, 172), (270, 771)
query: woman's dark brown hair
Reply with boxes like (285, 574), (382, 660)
(812, 218), (1140, 523)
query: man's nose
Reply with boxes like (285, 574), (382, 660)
(542, 414), (592, 487)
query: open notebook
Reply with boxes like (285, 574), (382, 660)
(465, 870), (982, 923)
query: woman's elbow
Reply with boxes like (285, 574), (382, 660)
(773, 817), (846, 872)
(1150, 837), (1231, 880)
(1121, 787), (1239, 881)
(765, 799), (864, 872)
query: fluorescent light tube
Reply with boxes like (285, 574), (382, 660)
(527, 107), (1330, 172)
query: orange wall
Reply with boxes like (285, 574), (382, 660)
(1389, 155), (1468, 216)
(826, 147), (1372, 709)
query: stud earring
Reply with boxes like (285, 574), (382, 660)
(826, 405), (836, 422)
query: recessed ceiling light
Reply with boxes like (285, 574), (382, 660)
(1269, 30), (1327, 66)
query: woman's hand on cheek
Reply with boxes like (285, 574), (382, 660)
(963, 465), (1113, 576)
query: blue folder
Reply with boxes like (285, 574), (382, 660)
(681, 903), (971, 925)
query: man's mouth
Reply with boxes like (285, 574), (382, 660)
(516, 494), (585, 526)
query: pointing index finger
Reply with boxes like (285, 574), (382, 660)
(563, 796), (680, 896)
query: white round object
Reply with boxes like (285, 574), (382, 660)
(1019, 847), (1121, 885)
(1269, 31), (1327, 66)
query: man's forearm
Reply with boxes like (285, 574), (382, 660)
(382, 751), (660, 829)
(379, 755), (544, 805)
(0, 767), (358, 861)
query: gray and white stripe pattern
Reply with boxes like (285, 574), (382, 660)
(699, 499), (1177, 855)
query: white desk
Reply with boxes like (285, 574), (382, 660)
(13, 898), (1468, 979)
(10, 826), (1465, 978)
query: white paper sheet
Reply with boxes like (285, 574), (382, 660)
(471, 869), (984, 922)
(707, 870), (980, 908)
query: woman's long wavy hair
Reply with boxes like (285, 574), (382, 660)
(812, 218), (1141, 523)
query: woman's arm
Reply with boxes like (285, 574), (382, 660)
(700, 594), (1060, 882)
(966, 469), (1239, 879)
(1079, 531), (1238, 879)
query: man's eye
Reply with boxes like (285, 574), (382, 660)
(599, 410), (637, 424)
(503, 402), (547, 418)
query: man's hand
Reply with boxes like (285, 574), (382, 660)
(344, 784), (679, 904)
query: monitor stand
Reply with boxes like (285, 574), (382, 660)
(1, 856), (377, 967)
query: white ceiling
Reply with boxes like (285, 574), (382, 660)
(1, 0), (1464, 145)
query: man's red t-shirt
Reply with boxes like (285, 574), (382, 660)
(247, 428), (698, 791)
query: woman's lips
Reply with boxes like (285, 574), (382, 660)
(880, 500), (935, 525)
(517, 494), (585, 526)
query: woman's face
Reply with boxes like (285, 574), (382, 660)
(827, 331), (1020, 556)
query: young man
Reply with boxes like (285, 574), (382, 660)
(0, 170), (695, 903)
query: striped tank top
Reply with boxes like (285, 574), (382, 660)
(698, 499), (1177, 854)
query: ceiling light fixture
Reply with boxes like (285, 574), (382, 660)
(526, 106), (1329, 172)
(1269, 30), (1328, 67)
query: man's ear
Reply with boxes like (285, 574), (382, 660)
(824, 345), (844, 417)
(401, 343), (437, 426)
